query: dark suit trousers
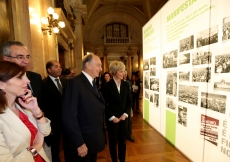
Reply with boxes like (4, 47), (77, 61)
(127, 109), (132, 137)
(132, 93), (139, 110)
(50, 131), (61, 162)
(107, 120), (127, 162)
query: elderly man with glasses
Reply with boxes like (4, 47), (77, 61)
(0, 40), (52, 161)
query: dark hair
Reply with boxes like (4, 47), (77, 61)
(101, 72), (111, 83)
(61, 68), (71, 75)
(46, 60), (58, 74)
(0, 40), (26, 57)
(0, 61), (26, 113)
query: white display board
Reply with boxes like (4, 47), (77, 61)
(142, 0), (230, 161)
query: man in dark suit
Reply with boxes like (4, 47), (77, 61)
(42, 60), (68, 162)
(0, 41), (43, 107)
(61, 54), (106, 162)
(101, 61), (132, 162)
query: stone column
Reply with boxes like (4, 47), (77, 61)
(137, 50), (143, 81)
(127, 52), (132, 79)
(100, 57), (104, 72)
(103, 52), (108, 72)
(73, 4), (86, 73)
(68, 39), (74, 67)
(131, 56), (134, 75)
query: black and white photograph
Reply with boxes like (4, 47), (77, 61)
(179, 53), (190, 65)
(145, 90), (149, 99)
(215, 53), (230, 73)
(192, 67), (211, 82)
(143, 59), (149, 70)
(192, 51), (212, 65)
(197, 25), (218, 48)
(150, 57), (156, 65)
(144, 71), (149, 89)
(150, 93), (154, 103)
(166, 71), (177, 96)
(200, 92), (226, 114)
(154, 93), (159, 108)
(222, 16), (230, 41)
(179, 70), (190, 82)
(179, 85), (198, 105)
(214, 77), (230, 92)
(166, 96), (176, 110)
(150, 78), (159, 92)
(150, 68), (156, 76)
(179, 35), (194, 52)
(178, 105), (187, 127)
(163, 50), (178, 68)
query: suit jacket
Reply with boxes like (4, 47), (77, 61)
(101, 79), (132, 120)
(61, 72), (106, 154)
(41, 76), (68, 131)
(0, 104), (51, 162)
(26, 71), (43, 109)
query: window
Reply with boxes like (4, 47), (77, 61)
(105, 23), (129, 43)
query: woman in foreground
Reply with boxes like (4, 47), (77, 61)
(0, 61), (51, 162)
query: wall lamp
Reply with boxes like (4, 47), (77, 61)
(41, 7), (65, 35)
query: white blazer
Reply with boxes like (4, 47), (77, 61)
(0, 104), (51, 162)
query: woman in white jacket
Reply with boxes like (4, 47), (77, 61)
(0, 61), (51, 162)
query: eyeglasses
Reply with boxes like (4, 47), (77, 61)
(7, 55), (31, 60)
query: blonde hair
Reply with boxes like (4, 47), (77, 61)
(109, 60), (125, 76)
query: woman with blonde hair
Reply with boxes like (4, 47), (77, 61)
(0, 61), (51, 162)
(101, 60), (132, 162)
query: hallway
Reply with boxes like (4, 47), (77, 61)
(60, 111), (191, 162)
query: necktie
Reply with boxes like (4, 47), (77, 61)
(55, 79), (63, 94)
(92, 80), (100, 96)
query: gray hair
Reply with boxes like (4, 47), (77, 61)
(0, 40), (26, 56)
(109, 60), (125, 76)
(82, 54), (94, 70)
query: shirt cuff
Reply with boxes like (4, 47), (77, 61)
(123, 113), (128, 117)
(109, 116), (115, 121)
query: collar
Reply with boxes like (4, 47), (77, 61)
(49, 75), (60, 82)
(82, 71), (94, 86)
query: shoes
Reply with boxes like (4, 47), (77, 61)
(126, 136), (135, 142)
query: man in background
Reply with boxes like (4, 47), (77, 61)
(42, 60), (68, 162)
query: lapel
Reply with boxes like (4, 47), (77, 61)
(0, 106), (31, 145)
(81, 73), (104, 101)
(110, 79), (122, 102)
(47, 76), (62, 96)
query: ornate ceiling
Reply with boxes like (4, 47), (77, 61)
(67, 0), (168, 62)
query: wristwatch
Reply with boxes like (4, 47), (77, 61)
(27, 147), (38, 157)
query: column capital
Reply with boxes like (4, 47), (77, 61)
(72, 4), (87, 24)
(127, 51), (132, 56)
(103, 52), (108, 56)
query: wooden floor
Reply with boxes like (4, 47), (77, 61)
(60, 111), (191, 162)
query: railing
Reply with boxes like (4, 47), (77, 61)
(106, 37), (129, 43)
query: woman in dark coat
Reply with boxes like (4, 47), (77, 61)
(101, 61), (132, 162)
